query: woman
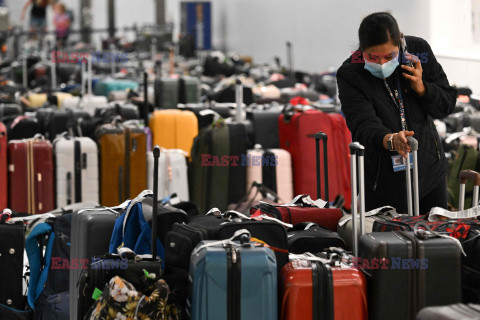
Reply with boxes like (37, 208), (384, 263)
(52, 2), (71, 47)
(21, 0), (51, 32)
(337, 12), (456, 214)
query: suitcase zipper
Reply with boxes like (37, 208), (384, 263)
(312, 261), (334, 320)
(398, 232), (418, 319)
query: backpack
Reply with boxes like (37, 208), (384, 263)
(26, 214), (71, 320)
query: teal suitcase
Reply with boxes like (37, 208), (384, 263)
(94, 79), (139, 97)
(189, 235), (277, 320)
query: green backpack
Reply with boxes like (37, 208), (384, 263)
(447, 145), (480, 209)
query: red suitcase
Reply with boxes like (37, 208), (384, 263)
(250, 132), (343, 231)
(281, 253), (368, 320)
(0, 122), (6, 210)
(8, 136), (54, 214)
(278, 108), (351, 208)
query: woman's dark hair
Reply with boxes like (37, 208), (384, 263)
(358, 12), (401, 51)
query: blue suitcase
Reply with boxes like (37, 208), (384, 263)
(94, 79), (139, 97)
(189, 232), (277, 320)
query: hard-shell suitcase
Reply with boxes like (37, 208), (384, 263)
(251, 132), (343, 230)
(0, 103), (22, 121)
(6, 116), (42, 140)
(149, 109), (198, 156)
(281, 252), (367, 320)
(416, 303), (480, 320)
(278, 109), (351, 208)
(53, 136), (99, 208)
(147, 149), (189, 201)
(24, 93), (47, 108)
(245, 147), (293, 203)
(179, 76), (200, 104)
(69, 205), (124, 320)
(154, 77), (180, 108)
(36, 108), (91, 140)
(0, 122), (6, 210)
(247, 105), (282, 149)
(188, 231), (278, 320)
(287, 223), (346, 254)
(8, 136), (54, 214)
(94, 79), (139, 97)
(96, 121), (147, 206)
(352, 139), (462, 320)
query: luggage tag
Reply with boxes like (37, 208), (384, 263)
(391, 154), (413, 172)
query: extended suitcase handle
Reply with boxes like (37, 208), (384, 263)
(349, 142), (365, 257)
(314, 131), (329, 206)
(459, 169), (480, 210)
(405, 137), (419, 216)
(152, 145), (160, 260)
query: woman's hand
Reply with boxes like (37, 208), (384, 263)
(401, 53), (425, 97)
(383, 131), (415, 158)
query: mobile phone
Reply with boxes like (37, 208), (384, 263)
(401, 36), (414, 68)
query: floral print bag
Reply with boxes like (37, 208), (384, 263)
(86, 276), (181, 320)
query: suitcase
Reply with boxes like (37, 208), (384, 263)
(94, 79), (139, 97)
(94, 102), (140, 121)
(279, 108), (351, 208)
(179, 76), (200, 104)
(48, 92), (74, 107)
(245, 148), (293, 202)
(96, 121), (147, 206)
(154, 77), (180, 108)
(147, 149), (189, 201)
(183, 102), (234, 130)
(251, 132), (343, 230)
(0, 122), (6, 210)
(53, 136), (99, 208)
(0, 221), (26, 310)
(107, 90), (129, 102)
(24, 93), (47, 108)
(60, 95), (109, 116)
(69, 205), (125, 320)
(188, 232), (277, 320)
(353, 139), (463, 320)
(8, 136), (54, 214)
(287, 223), (346, 254)
(0, 103), (22, 121)
(5, 116), (42, 140)
(247, 105), (282, 149)
(416, 304), (480, 319)
(149, 109), (198, 156)
(281, 251), (367, 320)
(36, 108), (91, 140)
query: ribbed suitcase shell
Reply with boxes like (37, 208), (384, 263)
(8, 138), (54, 214)
(246, 148), (293, 202)
(54, 137), (99, 207)
(179, 76), (200, 104)
(149, 109), (198, 156)
(0, 122), (7, 210)
(189, 241), (277, 320)
(154, 78), (180, 108)
(359, 231), (462, 320)
(281, 259), (367, 320)
(69, 208), (120, 320)
(147, 149), (189, 201)
(278, 110), (351, 208)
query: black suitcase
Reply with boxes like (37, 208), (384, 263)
(69, 206), (124, 320)
(287, 223), (346, 254)
(5, 116), (42, 140)
(179, 76), (200, 104)
(154, 77), (179, 109)
(0, 103), (22, 122)
(350, 140), (462, 320)
(247, 105), (282, 149)
(36, 108), (91, 140)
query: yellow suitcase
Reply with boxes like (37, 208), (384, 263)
(53, 92), (74, 107)
(26, 93), (47, 108)
(150, 109), (198, 156)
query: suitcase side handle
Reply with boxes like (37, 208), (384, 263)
(459, 169), (480, 210)
(349, 142), (365, 257)
(314, 131), (329, 206)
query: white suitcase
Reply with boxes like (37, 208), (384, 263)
(54, 136), (99, 207)
(147, 149), (189, 201)
(246, 148), (293, 202)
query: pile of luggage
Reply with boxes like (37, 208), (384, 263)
(0, 36), (479, 320)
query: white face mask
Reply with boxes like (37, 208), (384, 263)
(364, 55), (399, 79)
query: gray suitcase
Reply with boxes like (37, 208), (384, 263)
(350, 140), (463, 320)
(69, 206), (125, 320)
(416, 304), (480, 320)
(154, 78), (179, 108)
(179, 76), (200, 104)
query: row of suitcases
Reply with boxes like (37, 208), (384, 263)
(6, 137), (477, 320)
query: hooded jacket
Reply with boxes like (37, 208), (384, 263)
(337, 36), (456, 213)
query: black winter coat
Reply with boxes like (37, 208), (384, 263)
(337, 36), (456, 213)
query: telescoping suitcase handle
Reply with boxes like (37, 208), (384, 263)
(349, 142), (365, 257)
(314, 131), (329, 207)
(405, 136), (419, 216)
(151, 145), (160, 259)
(459, 169), (480, 210)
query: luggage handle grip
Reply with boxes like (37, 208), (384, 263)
(405, 137), (419, 216)
(458, 170), (480, 210)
